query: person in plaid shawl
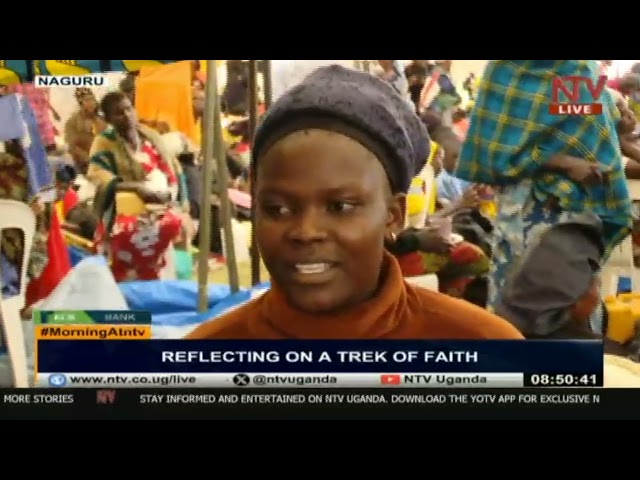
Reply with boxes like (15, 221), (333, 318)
(457, 61), (633, 333)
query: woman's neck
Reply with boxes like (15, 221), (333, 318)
(257, 252), (407, 339)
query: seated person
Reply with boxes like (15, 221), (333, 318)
(494, 214), (633, 355)
(87, 92), (184, 282)
(186, 65), (522, 340)
(390, 182), (490, 298)
(55, 164), (80, 222)
(392, 137), (491, 300)
(612, 95), (640, 266)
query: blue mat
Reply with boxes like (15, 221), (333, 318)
(66, 247), (270, 326)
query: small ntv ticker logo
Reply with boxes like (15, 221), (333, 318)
(96, 389), (116, 404)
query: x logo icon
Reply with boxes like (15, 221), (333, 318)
(233, 373), (250, 386)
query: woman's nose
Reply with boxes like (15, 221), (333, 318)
(287, 209), (328, 243)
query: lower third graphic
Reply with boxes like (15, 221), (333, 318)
(48, 374), (67, 387)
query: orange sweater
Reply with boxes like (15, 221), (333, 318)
(186, 253), (523, 340)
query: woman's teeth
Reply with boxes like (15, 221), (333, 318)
(295, 263), (330, 274)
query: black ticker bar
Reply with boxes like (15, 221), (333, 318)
(0, 388), (635, 420)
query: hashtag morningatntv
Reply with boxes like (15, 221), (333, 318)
(35, 325), (151, 340)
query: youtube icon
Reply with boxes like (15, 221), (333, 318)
(380, 374), (401, 385)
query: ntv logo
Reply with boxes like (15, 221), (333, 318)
(549, 75), (608, 115)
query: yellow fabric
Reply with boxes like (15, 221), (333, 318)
(55, 201), (64, 222)
(407, 141), (438, 217)
(135, 61), (198, 145)
(479, 200), (497, 219)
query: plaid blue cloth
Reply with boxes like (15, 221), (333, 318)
(456, 60), (632, 248)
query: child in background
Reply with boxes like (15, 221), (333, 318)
(55, 164), (79, 222)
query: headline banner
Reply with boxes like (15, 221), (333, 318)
(36, 340), (603, 374)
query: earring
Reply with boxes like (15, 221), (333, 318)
(388, 232), (397, 244)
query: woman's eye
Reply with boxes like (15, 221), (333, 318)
(328, 201), (357, 213)
(263, 204), (291, 217)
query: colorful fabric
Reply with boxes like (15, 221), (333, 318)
(25, 209), (71, 306)
(90, 125), (188, 228)
(94, 209), (182, 282)
(419, 68), (460, 114)
(0, 94), (26, 142)
(5, 83), (56, 146)
(89, 125), (186, 281)
(457, 60), (632, 253)
(488, 179), (604, 333)
(389, 228), (490, 297)
(14, 94), (53, 197)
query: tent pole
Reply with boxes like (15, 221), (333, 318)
(248, 60), (273, 286)
(197, 60), (240, 312)
(248, 61), (260, 286)
(197, 61), (218, 312)
(215, 62), (241, 295)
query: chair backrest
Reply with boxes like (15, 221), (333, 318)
(0, 199), (36, 306)
(0, 199), (36, 387)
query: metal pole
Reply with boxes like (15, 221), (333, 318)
(248, 61), (260, 286)
(197, 60), (240, 312)
(248, 60), (273, 286)
(263, 60), (273, 108)
(197, 61), (218, 312)
(215, 63), (241, 295)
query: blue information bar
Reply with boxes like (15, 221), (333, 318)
(37, 340), (603, 374)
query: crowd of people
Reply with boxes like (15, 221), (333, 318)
(3, 61), (640, 367)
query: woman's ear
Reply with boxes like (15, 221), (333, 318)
(386, 193), (406, 235)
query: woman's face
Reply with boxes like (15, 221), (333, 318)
(255, 129), (404, 313)
(81, 96), (97, 114)
(107, 97), (137, 132)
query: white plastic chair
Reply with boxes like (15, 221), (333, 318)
(0, 199), (36, 388)
(404, 162), (439, 291)
(601, 180), (640, 296)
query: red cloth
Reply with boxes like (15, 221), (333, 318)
(62, 188), (79, 217)
(608, 78), (621, 91)
(25, 211), (72, 305)
(140, 141), (177, 186)
(96, 210), (182, 282)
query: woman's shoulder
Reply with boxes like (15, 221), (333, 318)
(93, 126), (117, 145)
(183, 297), (263, 339)
(90, 128), (118, 160)
(405, 284), (524, 339)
